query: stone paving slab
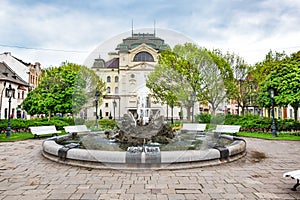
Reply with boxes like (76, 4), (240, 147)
(0, 138), (300, 199)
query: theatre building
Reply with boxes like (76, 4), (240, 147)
(91, 31), (186, 121)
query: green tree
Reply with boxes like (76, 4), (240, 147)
(224, 52), (253, 115)
(253, 50), (287, 117)
(258, 51), (300, 121)
(146, 59), (183, 123)
(23, 62), (105, 120)
(149, 44), (204, 120)
(253, 50), (287, 84)
(148, 43), (235, 118)
(73, 64), (106, 116)
(202, 49), (235, 115)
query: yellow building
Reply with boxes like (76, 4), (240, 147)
(92, 32), (176, 120)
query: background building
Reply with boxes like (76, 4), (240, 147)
(91, 32), (193, 121)
(0, 52), (42, 119)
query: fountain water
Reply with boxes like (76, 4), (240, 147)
(136, 85), (151, 125)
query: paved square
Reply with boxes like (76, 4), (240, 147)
(0, 137), (299, 199)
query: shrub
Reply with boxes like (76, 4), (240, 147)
(196, 113), (211, 123)
(194, 113), (300, 132)
(98, 119), (116, 130)
(0, 117), (75, 132)
(74, 118), (85, 125)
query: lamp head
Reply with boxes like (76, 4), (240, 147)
(7, 84), (14, 98)
(95, 91), (100, 100)
(269, 88), (275, 99)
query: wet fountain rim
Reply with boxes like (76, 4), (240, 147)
(42, 133), (246, 170)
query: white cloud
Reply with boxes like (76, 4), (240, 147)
(0, 0), (299, 67)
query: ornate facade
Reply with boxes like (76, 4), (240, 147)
(92, 32), (185, 120)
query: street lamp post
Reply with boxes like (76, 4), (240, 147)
(95, 91), (100, 128)
(6, 84), (14, 138)
(113, 99), (116, 120)
(269, 88), (277, 137)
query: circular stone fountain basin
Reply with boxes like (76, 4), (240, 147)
(42, 133), (246, 170)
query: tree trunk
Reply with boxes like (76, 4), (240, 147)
(241, 106), (245, 115)
(186, 106), (191, 121)
(210, 104), (216, 115)
(48, 110), (52, 121)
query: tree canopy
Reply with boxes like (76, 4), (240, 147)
(22, 62), (105, 119)
(147, 43), (235, 117)
(223, 52), (253, 115)
(258, 51), (300, 121)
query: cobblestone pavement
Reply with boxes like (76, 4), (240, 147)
(0, 137), (300, 200)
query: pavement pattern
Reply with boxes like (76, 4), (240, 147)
(0, 137), (300, 200)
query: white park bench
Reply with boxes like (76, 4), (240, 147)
(181, 123), (207, 133)
(63, 125), (90, 135)
(283, 170), (300, 191)
(213, 125), (241, 136)
(29, 125), (61, 138)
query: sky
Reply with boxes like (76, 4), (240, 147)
(0, 0), (300, 68)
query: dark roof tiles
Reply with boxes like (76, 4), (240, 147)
(105, 58), (119, 69)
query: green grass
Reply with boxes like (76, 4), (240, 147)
(237, 132), (300, 140)
(0, 132), (66, 142)
(0, 132), (35, 141)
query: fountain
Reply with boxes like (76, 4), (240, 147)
(42, 109), (246, 170)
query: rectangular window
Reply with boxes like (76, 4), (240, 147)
(105, 103), (108, 107)
(290, 109), (293, 119)
(105, 112), (109, 117)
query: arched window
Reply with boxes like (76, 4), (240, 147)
(133, 51), (154, 62)
(115, 87), (119, 94)
(107, 87), (111, 93)
(115, 76), (119, 82)
(107, 76), (111, 82)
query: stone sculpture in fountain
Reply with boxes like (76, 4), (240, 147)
(106, 110), (175, 147)
(106, 85), (175, 146)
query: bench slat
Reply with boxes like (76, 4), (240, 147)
(29, 126), (61, 136)
(63, 125), (89, 134)
(284, 170), (300, 191)
(181, 123), (206, 132)
(213, 125), (241, 133)
(284, 170), (300, 179)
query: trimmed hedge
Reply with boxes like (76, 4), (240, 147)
(196, 113), (300, 132)
(83, 118), (117, 131)
(0, 117), (118, 133)
(0, 117), (75, 133)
